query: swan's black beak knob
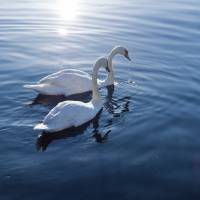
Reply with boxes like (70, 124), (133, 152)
(106, 66), (110, 72)
(124, 49), (131, 61)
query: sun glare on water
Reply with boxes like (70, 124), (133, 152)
(56, 0), (80, 35)
(57, 0), (79, 21)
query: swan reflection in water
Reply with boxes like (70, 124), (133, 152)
(36, 85), (131, 151)
(36, 110), (111, 151)
(104, 85), (130, 116)
(31, 90), (92, 107)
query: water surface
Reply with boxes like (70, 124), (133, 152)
(1, 0), (200, 199)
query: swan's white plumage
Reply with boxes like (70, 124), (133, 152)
(24, 70), (93, 96)
(24, 46), (130, 96)
(34, 57), (108, 132)
(34, 100), (102, 132)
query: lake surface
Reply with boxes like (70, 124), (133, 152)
(1, 0), (200, 199)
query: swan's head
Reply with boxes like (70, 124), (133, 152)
(113, 46), (131, 61)
(96, 57), (110, 72)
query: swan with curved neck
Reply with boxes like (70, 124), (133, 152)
(104, 46), (131, 86)
(24, 46), (130, 97)
(34, 57), (109, 132)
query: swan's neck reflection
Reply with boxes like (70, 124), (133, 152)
(104, 85), (130, 116)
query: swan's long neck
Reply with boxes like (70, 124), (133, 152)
(106, 48), (119, 85)
(92, 63), (101, 100)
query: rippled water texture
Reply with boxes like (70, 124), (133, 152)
(1, 0), (200, 199)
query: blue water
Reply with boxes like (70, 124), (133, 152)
(1, 0), (200, 199)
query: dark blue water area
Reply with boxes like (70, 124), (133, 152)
(1, 0), (200, 199)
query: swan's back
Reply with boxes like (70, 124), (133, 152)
(36, 100), (101, 132)
(39, 72), (93, 96)
(39, 69), (89, 83)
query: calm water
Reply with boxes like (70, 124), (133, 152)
(1, 0), (200, 199)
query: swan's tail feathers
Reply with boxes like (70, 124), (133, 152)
(24, 84), (42, 90)
(34, 123), (49, 131)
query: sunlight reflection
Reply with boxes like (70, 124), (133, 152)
(57, 28), (68, 36)
(57, 0), (79, 21)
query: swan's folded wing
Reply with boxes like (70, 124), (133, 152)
(42, 101), (95, 130)
(39, 72), (90, 86)
(60, 69), (89, 75)
(39, 69), (89, 84)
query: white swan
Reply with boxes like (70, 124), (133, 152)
(24, 46), (130, 96)
(34, 57), (109, 132)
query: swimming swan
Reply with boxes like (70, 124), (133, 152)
(34, 57), (109, 132)
(24, 46), (130, 96)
